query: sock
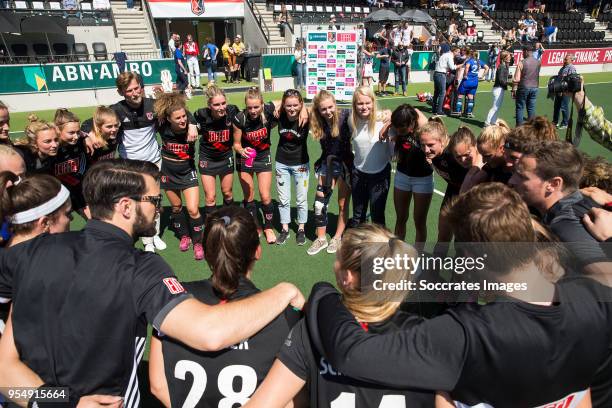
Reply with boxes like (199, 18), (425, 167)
(467, 100), (474, 114)
(170, 208), (189, 238)
(455, 98), (463, 114)
(244, 200), (259, 226)
(189, 214), (205, 244)
(262, 202), (274, 230)
(203, 204), (216, 222)
(223, 198), (234, 207)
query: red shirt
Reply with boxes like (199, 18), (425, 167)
(183, 41), (199, 57)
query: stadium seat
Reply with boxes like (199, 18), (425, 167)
(49, 0), (61, 8)
(14, 0), (28, 8)
(73, 42), (89, 61)
(92, 42), (107, 60)
(10, 44), (30, 63)
(31, 1), (44, 9)
(53, 42), (69, 61)
(33, 43), (51, 62)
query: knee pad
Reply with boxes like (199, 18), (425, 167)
(313, 186), (331, 227)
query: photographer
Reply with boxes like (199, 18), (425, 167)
(570, 76), (612, 150)
(552, 54), (576, 130)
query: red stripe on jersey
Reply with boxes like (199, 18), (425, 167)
(359, 322), (369, 332)
(163, 278), (186, 295)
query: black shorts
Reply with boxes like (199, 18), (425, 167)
(379, 64), (390, 83)
(236, 151), (272, 173)
(161, 159), (199, 190)
(198, 154), (234, 176)
(235, 55), (244, 65)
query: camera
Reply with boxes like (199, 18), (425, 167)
(547, 73), (582, 95)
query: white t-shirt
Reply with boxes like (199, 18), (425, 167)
(352, 120), (393, 174)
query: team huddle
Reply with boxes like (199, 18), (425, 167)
(0, 70), (610, 408)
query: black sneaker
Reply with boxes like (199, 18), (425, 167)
(277, 230), (290, 245)
(296, 229), (306, 246)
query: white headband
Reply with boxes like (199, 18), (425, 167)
(11, 185), (70, 224)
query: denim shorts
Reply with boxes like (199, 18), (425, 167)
(316, 161), (343, 179)
(394, 171), (434, 193)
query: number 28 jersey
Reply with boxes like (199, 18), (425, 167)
(278, 311), (435, 408)
(161, 278), (301, 408)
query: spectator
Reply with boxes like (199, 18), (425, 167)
(294, 41), (306, 90)
(512, 45), (541, 126)
(526, 24), (537, 41)
(221, 37), (235, 83)
(360, 41), (375, 87)
(533, 42), (545, 60)
(392, 43), (410, 96)
(376, 40), (391, 95)
(62, 0), (81, 18)
(168, 33), (178, 55)
(552, 54), (576, 130)
(277, 4), (290, 37)
(485, 50), (511, 126)
(448, 19), (459, 42)
(173, 39), (190, 95)
(183, 34), (200, 89)
(356, 23), (367, 49)
(486, 43), (499, 81)
(544, 22), (558, 43)
(570, 77), (612, 150)
(505, 27), (517, 43)
(328, 15), (340, 31)
(202, 37), (218, 84)
(432, 44), (457, 117)
(509, 140), (610, 275)
(466, 24), (477, 43)
(231, 35), (246, 83)
(481, 0), (495, 11)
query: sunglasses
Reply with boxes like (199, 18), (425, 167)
(283, 89), (301, 97)
(130, 194), (163, 210)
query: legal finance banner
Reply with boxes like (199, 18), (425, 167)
(306, 31), (359, 102)
(540, 47), (612, 66)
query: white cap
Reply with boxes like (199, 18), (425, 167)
(330, 14), (335, 18)
(236, 34), (242, 39)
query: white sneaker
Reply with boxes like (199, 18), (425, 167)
(153, 235), (167, 250)
(327, 237), (341, 254)
(144, 244), (156, 253)
(307, 238), (328, 255)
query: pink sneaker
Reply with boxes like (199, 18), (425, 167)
(179, 236), (191, 252)
(193, 243), (204, 260)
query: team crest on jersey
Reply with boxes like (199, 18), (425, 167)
(163, 277), (186, 295)
(146, 112), (154, 121)
(200, 160), (208, 168)
(161, 175), (168, 183)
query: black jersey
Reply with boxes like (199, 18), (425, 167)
(279, 312), (434, 408)
(195, 105), (239, 161)
(0, 220), (191, 406)
(160, 122), (195, 162)
(318, 109), (353, 167)
(431, 151), (468, 189)
(14, 145), (53, 174)
(232, 102), (277, 160)
(52, 139), (88, 188)
(276, 113), (309, 166)
(89, 138), (119, 164)
(393, 129), (432, 178)
(81, 118), (119, 165)
(481, 162), (512, 185)
(162, 277), (300, 408)
(310, 277), (612, 408)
